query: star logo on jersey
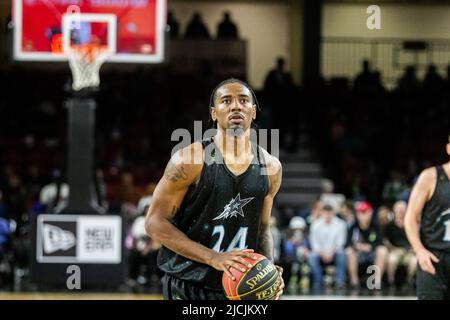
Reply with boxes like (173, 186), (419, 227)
(213, 193), (254, 221)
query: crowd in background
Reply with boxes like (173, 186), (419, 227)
(167, 11), (240, 40)
(274, 192), (416, 295)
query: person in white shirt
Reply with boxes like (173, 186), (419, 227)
(308, 204), (347, 290)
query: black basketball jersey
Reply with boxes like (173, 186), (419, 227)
(420, 165), (450, 252)
(157, 137), (270, 290)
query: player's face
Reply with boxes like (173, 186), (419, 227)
(211, 83), (256, 132)
(446, 142), (450, 157)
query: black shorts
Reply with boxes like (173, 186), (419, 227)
(416, 250), (450, 300)
(161, 274), (227, 300)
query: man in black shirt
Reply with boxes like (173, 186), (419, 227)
(145, 79), (284, 300)
(346, 201), (388, 288)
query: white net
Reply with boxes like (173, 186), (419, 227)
(68, 45), (111, 91)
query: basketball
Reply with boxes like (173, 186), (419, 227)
(222, 253), (281, 300)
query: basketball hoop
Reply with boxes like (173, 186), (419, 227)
(68, 44), (111, 92)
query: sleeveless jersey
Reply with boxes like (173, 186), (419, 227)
(157, 137), (270, 289)
(421, 165), (450, 252)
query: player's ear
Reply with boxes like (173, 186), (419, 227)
(210, 106), (216, 122)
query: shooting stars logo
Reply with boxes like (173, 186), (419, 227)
(213, 193), (254, 221)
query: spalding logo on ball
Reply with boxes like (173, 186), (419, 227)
(222, 253), (281, 300)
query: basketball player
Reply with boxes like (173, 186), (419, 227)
(145, 79), (284, 300)
(405, 133), (450, 300)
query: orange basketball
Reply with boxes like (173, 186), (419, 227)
(222, 253), (281, 300)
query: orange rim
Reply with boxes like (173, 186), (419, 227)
(69, 44), (109, 63)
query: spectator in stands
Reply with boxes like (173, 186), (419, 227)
(346, 201), (388, 288)
(423, 64), (444, 95)
(423, 64), (445, 110)
(308, 204), (347, 290)
(371, 70), (385, 93)
(120, 172), (140, 205)
(376, 205), (392, 237)
(338, 200), (355, 228)
(184, 12), (210, 39)
(127, 212), (161, 288)
(303, 200), (322, 226)
(167, 11), (180, 39)
(280, 216), (310, 290)
(127, 182), (158, 288)
(354, 60), (374, 92)
(217, 11), (238, 39)
(321, 178), (334, 194)
(384, 200), (417, 288)
(382, 170), (407, 205)
(397, 65), (419, 93)
(39, 169), (69, 213)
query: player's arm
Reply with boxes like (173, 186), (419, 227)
(257, 155), (282, 261)
(404, 168), (440, 274)
(145, 143), (255, 279)
(257, 153), (283, 299)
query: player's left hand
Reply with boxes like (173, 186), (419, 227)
(273, 265), (284, 300)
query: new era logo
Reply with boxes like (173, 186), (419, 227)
(43, 224), (76, 254)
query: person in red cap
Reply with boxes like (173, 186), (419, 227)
(346, 201), (388, 289)
(405, 133), (450, 300)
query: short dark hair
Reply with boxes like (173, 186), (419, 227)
(209, 78), (260, 110)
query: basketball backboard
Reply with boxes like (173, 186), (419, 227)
(12, 0), (166, 63)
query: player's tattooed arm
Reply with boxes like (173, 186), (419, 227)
(146, 142), (238, 269)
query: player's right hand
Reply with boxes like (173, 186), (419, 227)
(209, 249), (258, 280)
(416, 247), (439, 275)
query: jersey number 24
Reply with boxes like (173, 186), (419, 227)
(211, 225), (248, 252)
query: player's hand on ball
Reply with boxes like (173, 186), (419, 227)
(416, 247), (439, 275)
(210, 249), (258, 280)
(274, 266), (284, 300)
